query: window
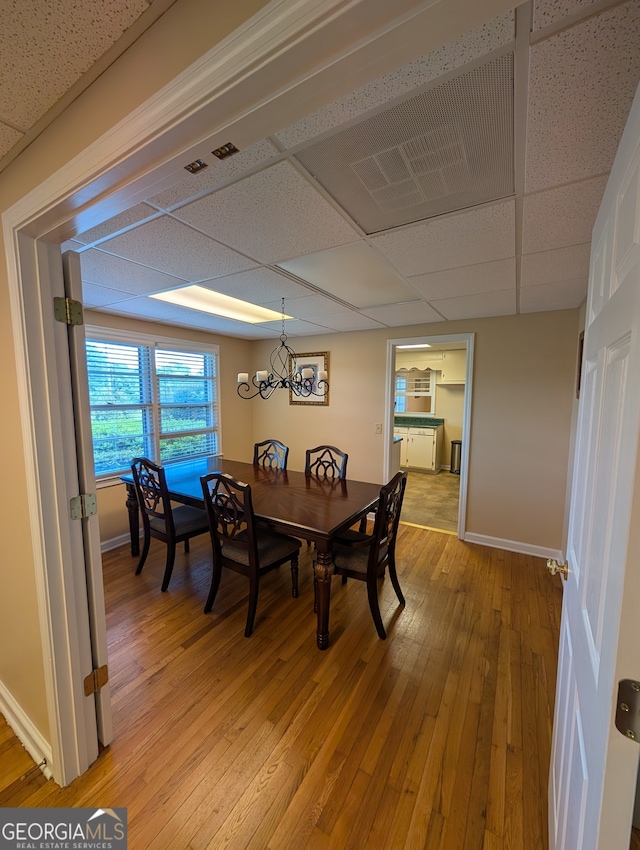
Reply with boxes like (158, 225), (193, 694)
(395, 374), (407, 413)
(86, 329), (219, 478)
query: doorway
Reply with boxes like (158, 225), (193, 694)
(385, 333), (473, 538)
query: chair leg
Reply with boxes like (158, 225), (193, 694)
(291, 555), (299, 598)
(367, 579), (387, 639)
(184, 538), (190, 553)
(160, 542), (177, 592)
(204, 560), (222, 614)
(135, 532), (150, 575)
(388, 558), (405, 606)
(245, 575), (260, 636)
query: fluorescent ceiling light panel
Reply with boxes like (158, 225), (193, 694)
(397, 343), (431, 349)
(151, 286), (291, 323)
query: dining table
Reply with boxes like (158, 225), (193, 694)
(120, 455), (382, 649)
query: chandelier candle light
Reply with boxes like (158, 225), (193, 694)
(237, 299), (329, 400)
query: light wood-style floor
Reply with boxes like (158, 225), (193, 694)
(1, 526), (563, 849)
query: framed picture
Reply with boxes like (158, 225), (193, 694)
(289, 351), (329, 405)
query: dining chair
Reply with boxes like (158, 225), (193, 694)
(304, 445), (348, 479)
(332, 470), (407, 639)
(130, 457), (210, 592)
(200, 472), (302, 636)
(253, 439), (289, 470)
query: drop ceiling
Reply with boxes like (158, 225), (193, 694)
(3, 0), (640, 338)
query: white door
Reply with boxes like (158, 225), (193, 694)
(549, 86), (640, 849)
(62, 250), (113, 746)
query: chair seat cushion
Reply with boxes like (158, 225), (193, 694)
(150, 505), (208, 536)
(335, 529), (372, 546)
(222, 529), (301, 567)
(333, 542), (388, 576)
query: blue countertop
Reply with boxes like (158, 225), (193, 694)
(394, 416), (444, 428)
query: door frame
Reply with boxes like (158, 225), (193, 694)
(385, 332), (474, 538)
(4, 0), (474, 785)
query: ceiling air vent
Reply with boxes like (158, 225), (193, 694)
(294, 54), (514, 234)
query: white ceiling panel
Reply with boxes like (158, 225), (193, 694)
(521, 243), (591, 287)
(522, 176), (607, 254)
(273, 12), (514, 149)
(0, 0), (150, 130)
(149, 140), (280, 210)
(174, 161), (359, 263)
(360, 301), (443, 325)
(431, 288), (515, 319)
(409, 257), (515, 300)
(520, 278), (588, 312)
(526, 2), (640, 193)
(77, 203), (159, 243)
(97, 216), (258, 281)
(277, 242), (419, 307)
(533, 0), (601, 30)
(197, 268), (312, 305)
(259, 319), (336, 337)
(371, 199), (515, 275)
(80, 248), (187, 294)
(82, 282), (138, 308)
(0, 124), (23, 159)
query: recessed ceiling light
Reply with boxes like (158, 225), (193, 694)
(184, 159), (208, 173)
(397, 343), (431, 349)
(151, 286), (292, 323)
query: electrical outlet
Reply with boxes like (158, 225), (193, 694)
(374, 422), (382, 434)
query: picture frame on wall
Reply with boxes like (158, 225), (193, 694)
(288, 351), (329, 405)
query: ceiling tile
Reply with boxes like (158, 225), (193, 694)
(526, 2), (640, 193)
(409, 257), (515, 300)
(174, 161), (358, 263)
(0, 0), (149, 130)
(431, 288), (515, 320)
(371, 199), (515, 275)
(148, 139), (280, 210)
(198, 268), (312, 304)
(520, 278), (588, 312)
(258, 318), (336, 337)
(533, 0), (602, 30)
(80, 248), (187, 294)
(273, 12), (514, 149)
(522, 176), (607, 254)
(0, 123), (23, 158)
(360, 301), (443, 325)
(82, 281), (137, 308)
(277, 242), (419, 307)
(97, 216), (258, 281)
(521, 243), (591, 287)
(77, 203), (158, 243)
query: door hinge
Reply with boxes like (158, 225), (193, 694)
(615, 680), (640, 741)
(53, 296), (83, 326)
(84, 665), (109, 697)
(70, 493), (97, 520)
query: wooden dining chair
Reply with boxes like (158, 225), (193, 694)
(253, 439), (289, 470)
(305, 445), (348, 479)
(200, 472), (302, 636)
(332, 471), (407, 638)
(130, 457), (209, 592)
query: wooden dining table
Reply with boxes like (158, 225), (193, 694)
(121, 455), (382, 649)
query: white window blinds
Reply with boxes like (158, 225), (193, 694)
(86, 331), (219, 478)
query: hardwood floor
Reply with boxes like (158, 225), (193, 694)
(0, 527), (563, 849)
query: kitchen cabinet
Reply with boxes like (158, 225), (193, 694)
(440, 350), (466, 384)
(394, 425), (442, 472)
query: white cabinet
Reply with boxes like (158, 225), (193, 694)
(440, 350), (466, 384)
(394, 425), (442, 472)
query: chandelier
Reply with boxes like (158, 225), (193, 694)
(237, 299), (329, 400)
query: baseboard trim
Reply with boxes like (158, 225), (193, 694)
(101, 532), (138, 553)
(463, 532), (563, 562)
(0, 679), (53, 779)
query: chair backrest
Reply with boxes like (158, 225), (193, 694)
(253, 439), (289, 470)
(131, 457), (174, 534)
(200, 472), (257, 564)
(305, 445), (348, 479)
(369, 471), (407, 567)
